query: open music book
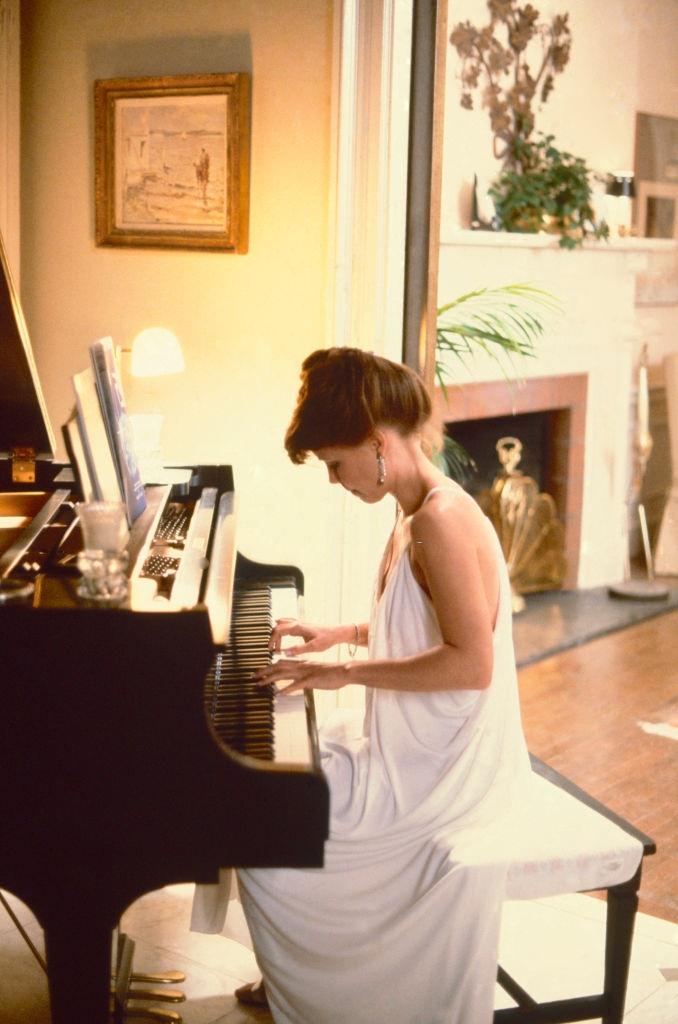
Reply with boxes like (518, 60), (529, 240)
(72, 364), (124, 508)
(89, 337), (146, 524)
(70, 337), (146, 525)
(61, 408), (95, 502)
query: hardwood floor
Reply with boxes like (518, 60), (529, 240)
(517, 608), (678, 923)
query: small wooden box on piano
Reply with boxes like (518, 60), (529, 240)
(0, 229), (329, 1024)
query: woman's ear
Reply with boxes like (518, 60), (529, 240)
(371, 428), (386, 452)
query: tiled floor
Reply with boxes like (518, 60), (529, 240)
(1, 882), (676, 1022)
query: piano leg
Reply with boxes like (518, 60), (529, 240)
(43, 920), (112, 1024)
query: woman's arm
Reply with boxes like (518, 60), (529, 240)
(257, 492), (498, 695)
(269, 618), (369, 656)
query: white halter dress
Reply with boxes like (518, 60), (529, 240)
(235, 489), (530, 1023)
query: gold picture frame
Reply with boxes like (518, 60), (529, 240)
(95, 73), (250, 252)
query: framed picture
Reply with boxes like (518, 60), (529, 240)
(634, 112), (678, 239)
(95, 73), (250, 252)
(636, 180), (678, 240)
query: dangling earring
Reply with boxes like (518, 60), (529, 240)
(376, 452), (386, 486)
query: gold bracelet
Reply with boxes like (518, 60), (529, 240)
(347, 623), (359, 657)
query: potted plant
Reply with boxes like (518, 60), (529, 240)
(488, 133), (609, 248)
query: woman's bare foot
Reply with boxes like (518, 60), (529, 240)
(235, 979), (269, 1009)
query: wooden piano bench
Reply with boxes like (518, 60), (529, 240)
(489, 754), (656, 1024)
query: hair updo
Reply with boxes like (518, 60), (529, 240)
(284, 347), (432, 464)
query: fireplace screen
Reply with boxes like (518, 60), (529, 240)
(477, 437), (566, 612)
(446, 413), (567, 611)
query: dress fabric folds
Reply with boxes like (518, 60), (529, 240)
(235, 494), (531, 1024)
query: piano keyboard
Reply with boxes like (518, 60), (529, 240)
(205, 578), (314, 767)
(129, 486), (315, 768)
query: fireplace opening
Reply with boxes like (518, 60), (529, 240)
(438, 373), (588, 589)
(447, 408), (571, 524)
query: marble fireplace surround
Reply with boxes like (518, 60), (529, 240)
(436, 230), (673, 590)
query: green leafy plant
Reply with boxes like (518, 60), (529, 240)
(488, 133), (608, 249)
(435, 282), (561, 480)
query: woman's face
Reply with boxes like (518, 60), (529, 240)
(314, 440), (383, 503)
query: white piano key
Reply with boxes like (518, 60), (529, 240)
(270, 585), (300, 623)
(267, 585), (314, 766)
(274, 690), (313, 765)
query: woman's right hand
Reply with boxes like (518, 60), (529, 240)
(269, 619), (342, 656)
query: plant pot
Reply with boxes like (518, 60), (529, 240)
(506, 208), (543, 233)
(542, 214), (583, 241)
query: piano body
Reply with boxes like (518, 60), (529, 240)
(0, 233), (329, 1023)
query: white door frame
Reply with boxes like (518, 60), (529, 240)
(322, 0), (414, 710)
(0, 0), (20, 280)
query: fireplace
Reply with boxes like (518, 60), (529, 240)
(439, 374), (588, 590)
(434, 230), (668, 591)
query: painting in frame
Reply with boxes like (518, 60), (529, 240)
(634, 113), (678, 305)
(95, 73), (250, 252)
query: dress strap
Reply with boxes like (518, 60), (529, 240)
(421, 484), (456, 506)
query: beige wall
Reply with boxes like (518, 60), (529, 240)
(20, 0), (337, 600)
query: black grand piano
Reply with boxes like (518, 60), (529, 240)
(0, 232), (330, 1023)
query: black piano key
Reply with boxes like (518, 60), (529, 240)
(212, 711), (273, 722)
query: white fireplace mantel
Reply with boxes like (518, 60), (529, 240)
(440, 226), (678, 257)
(436, 230), (667, 589)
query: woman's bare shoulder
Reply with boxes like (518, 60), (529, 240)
(411, 482), (487, 543)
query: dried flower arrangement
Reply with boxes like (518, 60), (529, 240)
(450, 0), (571, 171)
(449, 1), (607, 247)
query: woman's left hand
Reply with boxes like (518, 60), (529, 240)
(253, 659), (348, 695)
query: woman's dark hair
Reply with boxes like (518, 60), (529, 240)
(284, 347), (432, 464)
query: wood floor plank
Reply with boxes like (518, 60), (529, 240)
(517, 609), (678, 923)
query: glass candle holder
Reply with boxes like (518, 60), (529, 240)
(76, 549), (129, 604)
(75, 501), (129, 606)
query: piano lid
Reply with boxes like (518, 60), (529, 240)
(0, 230), (56, 458)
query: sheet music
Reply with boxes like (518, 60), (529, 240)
(89, 337), (146, 525)
(62, 410), (96, 502)
(72, 366), (123, 505)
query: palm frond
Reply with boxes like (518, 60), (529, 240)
(436, 283), (561, 386)
(432, 435), (478, 485)
(434, 283), (561, 475)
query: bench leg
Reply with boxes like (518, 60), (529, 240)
(603, 866), (642, 1024)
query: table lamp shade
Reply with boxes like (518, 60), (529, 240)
(131, 328), (185, 378)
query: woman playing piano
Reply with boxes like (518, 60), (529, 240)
(235, 347), (530, 1023)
